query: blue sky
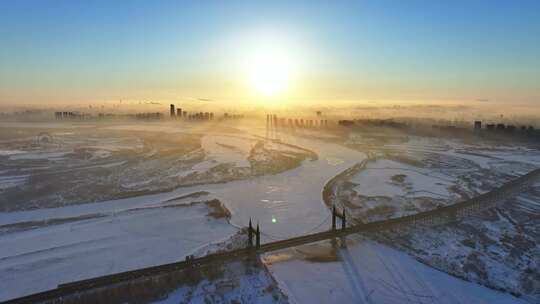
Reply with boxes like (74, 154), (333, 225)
(1, 0), (539, 105)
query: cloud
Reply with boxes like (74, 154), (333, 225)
(184, 97), (214, 102)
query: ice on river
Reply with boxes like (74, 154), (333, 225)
(0, 199), (237, 301)
(0, 131), (366, 301)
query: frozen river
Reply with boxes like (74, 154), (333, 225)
(0, 124), (527, 303)
(0, 128), (365, 238)
(0, 126), (366, 300)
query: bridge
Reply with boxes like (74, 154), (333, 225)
(5, 167), (540, 304)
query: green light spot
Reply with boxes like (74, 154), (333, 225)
(272, 217), (277, 223)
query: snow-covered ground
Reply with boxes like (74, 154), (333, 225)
(0, 124), (314, 211)
(200, 135), (254, 168)
(0, 194), (238, 300)
(153, 260), (289, 304)
(333, 132), (540, 301)
(385, 136), (540, 170)
(377, 180), (540, 301)
(0, 127), (364, 242)
(335, 134), (540, 222)
(350, 159), (455, 198)
(0, 123), (366, 301)
(266, 237), (527, 304)
(1, 122), (537, 303)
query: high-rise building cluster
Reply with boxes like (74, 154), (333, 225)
(54, 112), (91, 120)
(169, 104), (215, 121)
(474, 120), (535, 133)
(266, 114), (329, 129)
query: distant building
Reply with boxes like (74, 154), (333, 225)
(474, 121), (482, 130)
(338, 120), (355, 127)
(135, 112), (163, 120)
(170, 104), (175, 117)
(177, 108), (182, 117)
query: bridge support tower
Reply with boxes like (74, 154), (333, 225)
(247, 218), (261, 250)
(332, 205), (347, 248)
(332, 205), (346, 230)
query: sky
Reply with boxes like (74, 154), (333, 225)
(0, 0), (539, 108)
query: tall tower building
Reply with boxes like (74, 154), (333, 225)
(170, 104), (175, 117)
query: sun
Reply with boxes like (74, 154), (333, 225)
(246, 46), (292, 97)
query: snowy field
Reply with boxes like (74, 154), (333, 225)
(153, 260), (289, 304)
(266, 237), (527, 304)
(333, 132), (540, 301)
(199, 135), (254, 168)
(0, 123), (313, 211)
(1, 122), (538, 303)
(0, 122), (366, 301)
(335, 134), (540, 222)
(350, 159), (455, 198)
(377, 180), (540, 300)
(0, 193), (238, 300)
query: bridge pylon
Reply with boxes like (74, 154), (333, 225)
(332, 205), (346, 230)
(247, 219), (261, 250)
(342, 209), (346, 230)
(256, 223), (260, 249)
(248, 218), (253, 247)
(332, 206), (336, 230)
(332, 205), (347, 248)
